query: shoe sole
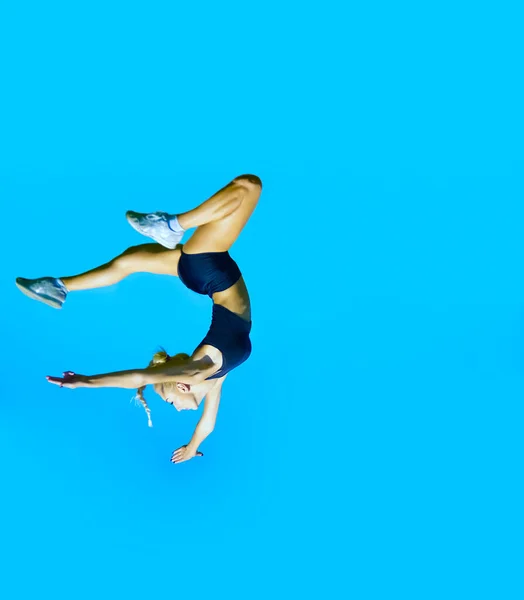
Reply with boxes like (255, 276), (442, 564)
(15, 279), (63, 309)
(126, 212), (178, 250)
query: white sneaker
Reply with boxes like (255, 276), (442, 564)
(126, 211), (183, 249)
(16, 277), (68, 309)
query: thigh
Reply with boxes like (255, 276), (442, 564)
(118, 243), (182, 276)
(183, 176), (262, 254)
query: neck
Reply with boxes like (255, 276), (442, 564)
(192, 380), (214, 405)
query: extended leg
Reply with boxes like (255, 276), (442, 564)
(62, 244), (180, 291)
(16, 244), (180, 308)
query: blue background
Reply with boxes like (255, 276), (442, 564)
(1, 1), (523, 598)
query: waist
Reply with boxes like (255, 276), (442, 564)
(212, 277), (251, 321)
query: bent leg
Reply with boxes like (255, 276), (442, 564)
(62, 244), (181, 291)
(182, 174), (262, 253)
(125, 175), (262, 253)
(177, 175), (262, 230)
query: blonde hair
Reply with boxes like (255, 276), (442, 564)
(134, 349), (190, 427)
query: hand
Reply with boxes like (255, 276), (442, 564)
(46, 371), (87, 389)
(171, 445), (204, 464)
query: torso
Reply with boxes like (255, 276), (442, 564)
(173, 246), (252, 379)
(211, 276), (251, 321)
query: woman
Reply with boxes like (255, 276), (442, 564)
(16, 174), (262, 464)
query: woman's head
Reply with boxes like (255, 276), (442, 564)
(135, 350), (198, 425)
(154, 380), (199, 411)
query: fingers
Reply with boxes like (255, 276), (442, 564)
(46, 376), (75, 389)
(171, 452), (186, 464)
(171, 447), (184, 464)
(170, 446), (203, 464)
(47, 372), (75, 383)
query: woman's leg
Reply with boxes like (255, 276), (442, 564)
(180, 174), (262, 253)
(17, 243), (181, 309)
(62, 244), (181, 291)
(176, 175), (262, 230)
(126, 174), (262, 252)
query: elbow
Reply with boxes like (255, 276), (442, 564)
(199, 421), (215, 435)
(140, 369), (159, 386)
(132, 372), (149, 388)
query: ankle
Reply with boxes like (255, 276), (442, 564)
(59, 278), (71, 292)
(167, 214), (186, 233)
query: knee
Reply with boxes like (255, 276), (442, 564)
(113, 245), (143, 271)
(234, 174), (262, 190)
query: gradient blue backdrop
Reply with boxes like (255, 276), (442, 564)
(1, 1), (523, 598)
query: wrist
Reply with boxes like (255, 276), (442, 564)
(80, 375), (100, 388)
(69, 375), (89, 389)
(187, 441), (199, 454)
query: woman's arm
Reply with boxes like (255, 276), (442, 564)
(188, 379), (223, 448)
(47, 369), (148, 389)
(171, 378), (224, 464)
(145, 356), (217, 385)
(47, 356), (217, 390)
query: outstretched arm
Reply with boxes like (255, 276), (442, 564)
(46, 357), (217, 389)
(171, 378), (224, 464)
(47, 369), (149, 389)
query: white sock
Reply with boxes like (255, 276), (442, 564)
(57, 278), (69, 292)
(167, 215), (185, 233)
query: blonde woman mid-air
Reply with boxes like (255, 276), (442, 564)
(16, 175), (262, 464)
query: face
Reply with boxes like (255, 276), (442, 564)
(154, 382), (199, 411)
